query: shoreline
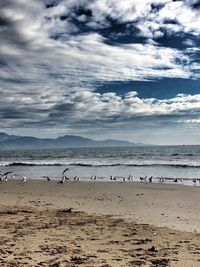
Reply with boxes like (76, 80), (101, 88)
(0, 180), (200, 232)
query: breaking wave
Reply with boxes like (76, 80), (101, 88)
(0, 161), (200, 168)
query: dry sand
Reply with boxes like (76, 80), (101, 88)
(0, 180), (200, 266)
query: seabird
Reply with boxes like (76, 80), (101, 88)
(46, 176), (51, 182)
(159, 177), (165, 182)
(0, 171), (12, 181)
(149, 176), (153, 183)
(192, 178), (197, 184)
(43, 176), (51, 181)
(140, 176), (148, 182)
(58, 177), (65, 184)
(173, 178), (178, 183)
(74, 176), (80, 181)
(127, 175), (133, 181)
(64, 175), (70, 181)
(22, 176), (27, 183)
(140, 176), (144, 182)
(62, 168), (70, 176)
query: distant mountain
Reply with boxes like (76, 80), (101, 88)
(0, 132), (149, 150)
(0, 132), (19, 142)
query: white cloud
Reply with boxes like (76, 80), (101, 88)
(0, 0), (199, 142)
(0, 0), (198, 91)
(47, 91), (200, 125)
(2, 85), (200, 129)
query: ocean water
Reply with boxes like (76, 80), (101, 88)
(1, 146), (200, 185)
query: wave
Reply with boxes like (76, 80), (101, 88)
(170, 153), (195, 157)
(0, 162), (63, 167)
(71, 163), (200, 168)
(1, 161), (200, 168)
(0, 162), (121, 167)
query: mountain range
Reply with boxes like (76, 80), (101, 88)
(0, 132), (148, 150)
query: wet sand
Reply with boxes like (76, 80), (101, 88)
(0, 180), (200, 266)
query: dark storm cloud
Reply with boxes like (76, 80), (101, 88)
(189, 0), (200, 9)
(0, 108), (26, 119)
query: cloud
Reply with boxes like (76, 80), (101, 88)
(49, 91), (200, 123)
(0, 0), (199, 143)
(1, 87), (200, 132)
(0, 0), (198, 91)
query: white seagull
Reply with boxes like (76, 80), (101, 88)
(192, 178), (197, 184)
(159, 177), (165, 183)
(74, 176), (80, 181)
(0, 171), (12, 181)
(58, 177), (65, 184)
(127, 175), (133, 181)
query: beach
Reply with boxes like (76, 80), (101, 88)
(0, 180), (200, 266)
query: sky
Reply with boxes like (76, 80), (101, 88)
(0, 0), (200, 145)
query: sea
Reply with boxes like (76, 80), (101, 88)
(0, 145), (200, 185)
(1, 146), (200, 186)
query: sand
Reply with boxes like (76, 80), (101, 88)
(0, 180), (200, 266)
